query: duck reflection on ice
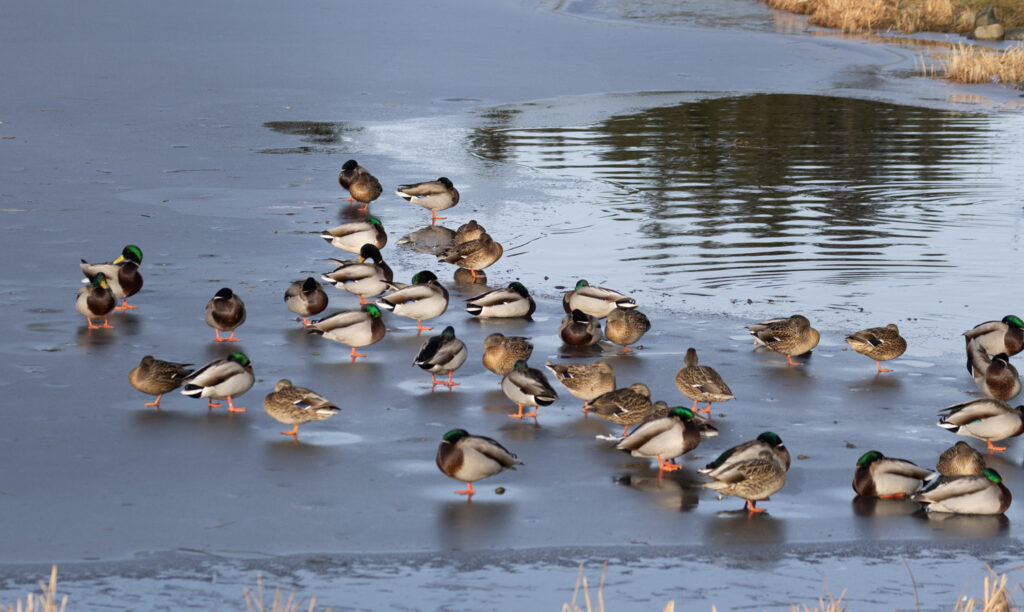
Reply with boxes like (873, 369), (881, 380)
(613, 470), (700, 512)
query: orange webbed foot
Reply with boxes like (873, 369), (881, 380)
(876, 361), (893, 373)
(280, 425), (299, 438)
(144, 395), (163, 410)
(987, 439), (1007, 453)
(455, 482), (475, 498)
(657, 457), (682, 472)
(786, 355), (803, 367)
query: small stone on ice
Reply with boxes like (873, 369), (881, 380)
(495, 487), (506, 495)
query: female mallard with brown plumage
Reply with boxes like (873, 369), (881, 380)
(544, 361), (616, 412)
(938, 398), (1024, 452)
(263, 379), (340, 440)
(205, 287), (246, 342)
(588, 382), (653, 437)
(700, 432), (790, 514)
(851, 450), (934, 498)
(615, 406), (703, 473)
(464, 282), (535, 319)
(605, 308), (650, 353)
(436, 428), (521, 499)
(438, 232), (502, 279)
(845, 324), (907, 373)
(338, 160), (382, 211)
(482, 333), (533, 376)
(284, 277), (328, 327)
(129, 355), (194, 409)
(674, 348), (735, 415)
(747, 314), (820, 367)
(396, 177), (459, 224)
(76, 272), (116, 329)
(80, 244), (143, 311)
(321, 216), (387, 254)
(937, 441), (986, 477)
(559, 309), (602, 346)
(454, 219), (485, 245)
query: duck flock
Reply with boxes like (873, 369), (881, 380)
(75, 160), (1024, 515)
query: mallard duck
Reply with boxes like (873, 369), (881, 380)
(376, 270), (448, 334)
(699, 432), (792, 477)
(205, 287), (246, 342)
(912, 468), (1012, 515)
(263, 379), (340, 439)
(80, 244), (143, 311)
(605, 308), (650, 353)
(436, 428), (521, 498)
(438, 233), (502, 279)
(414, 326), (468, 388)
(337, 160), (381, 210)
(559, 309), (603, 346)
(321, 244), (395, 303)
(76, 272), (116, 329)
(967, 341), (1021, 401)
(454, 219), (485, 245)
(616, 407), (702, 472)
(544, 361), (616, 412)
(464, 282), (536, 319)
(702, 452), (787, 514)
(964, 315), (1024, 359)
(747, 314), (820, 367)
(284, 277), (328, 327)
(308, 303), (386, 362)
(129, 355), (193, 409)
(482, 333), (533, 376)
(643, 401), (719, 439)
(937, 441), (986, 477)
(852, 450), (934, 498)
(845, 324), (907, 373)
(562, 280), (636, 319)
(501, 360), (558, 420)
(396, 177), (459, 224)
(321, 216), (387, 254)
(674, 348), (735, 414)
(938, 398), (1024, 452)
(589, 382), (653, 436)
(180, 352), (254, 412)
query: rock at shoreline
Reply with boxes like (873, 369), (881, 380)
(975, 23), (1005, 41)
(975, 7), (998, 27)
(1006, 27), (1024, 41)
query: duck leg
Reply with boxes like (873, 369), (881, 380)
(114, 299), (138, 311)
(416, 320), (433, 334)
(455, 482), (475, 497)
(144, 395), (163, 409)
(226, 396), (246, 413)
(207, 399), (222, 409)
(986, 439), (1007, 453)
(350, 347), (367, 363)
(656, 456), (682, 472)
(746, 500), (766, 514)
(280, 425), (299, 438)
(786, 355), (803, 367)
(430, 210), (446, 224)
(875, 361), (893, 373)
(431, 372), (459, 388)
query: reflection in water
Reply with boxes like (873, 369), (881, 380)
(436, 500), (514, 551)
(613, 470), (700, 512)
(467, 94), (1018, 317)
(702, 504), (787, 546)
(851, 495), (921, 518)
(918, 511), (1010, 538)
(397, 224), (456, 255)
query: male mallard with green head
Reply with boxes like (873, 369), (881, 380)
(76, 272), (116, 329)
(205, 287), (246, 342)
(321, 216), (387, 254)
(674, 348), (735, 415)
(321, 244), (394, 304)
(376, 270), (448, 334)
(562, 280), (636, 319)
(699, 432), (791, 477)
(284, 277), (328, 327)
(482, 333), (533, 376)
(129, 355), (194, 410)
(852, 450), (934, 498)
(464, 282), (536, 319)
(414, 326), (468, 388)
(263, 379), (339, 439)
(845, 324), (907, 373)
(616, 407), (702, 472)
(559, 309), (602, 346)
(181, 352), (254, 412)
(396, 177), (459, 224)
(501, 360), (558, 420)
(544, 361), (616, 412)
(308, 303), (387, 363)
(938, 398), (1024, 452)
(964, 315), (1024, 359)
(436, 428), (521, 499)
(747, 314), (820, 367)
(80, 244), (143, 311)
(700, 432), (790, 513)
(912, 468), (1012, 515)
(967, 341), (1021, 402)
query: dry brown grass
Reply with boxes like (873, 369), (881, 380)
(562, 562), (675, 612)
(762, 0), (1022, 33)
(789, 586), (848, 612)
(954, 566), (1022, 612)
(243, 574), (330, 612)
(3, 566), (66, 612)
(944, 43), (1024, 83)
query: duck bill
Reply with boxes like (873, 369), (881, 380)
(113, 255), (126, 264)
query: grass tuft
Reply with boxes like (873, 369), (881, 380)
(3, 566), (67, 612)
(944, 43), (1024, 83)
(562, 562), (674, 612)
(761, 0), (1024, 33)
(243, 574), (329, 612)
(790, 585), (848, 612)
(953, 565), (1022, 612)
